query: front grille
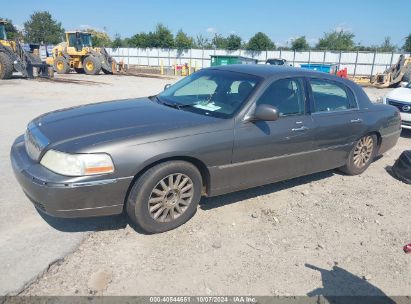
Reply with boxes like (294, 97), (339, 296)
(24, 122), (49, 161)
(402, 120), (411, 126)
(387, 99), (411, 113)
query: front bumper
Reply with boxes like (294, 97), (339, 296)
(400, 112), (411, 130)
(10, 135), (133, 218)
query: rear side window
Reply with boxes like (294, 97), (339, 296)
(257, 78), (305, 116)
(310, 79), (357, 112)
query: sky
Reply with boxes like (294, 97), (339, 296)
(2, 0), (410, 47)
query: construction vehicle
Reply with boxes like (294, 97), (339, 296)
(352, 55), (411, 88)
(0, 20), (52, 79)
(48, 31), (120, 75)
(371, 55), (411, 88)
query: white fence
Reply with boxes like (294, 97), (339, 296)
(107, 48), (411, 76)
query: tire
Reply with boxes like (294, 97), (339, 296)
(83, 56), (101, 75)
(54, 56), (70, 74)
(74, 67), (84, 74)
(340, 134), (377, 175)
(126, 161), (202, 233)
(102, 67), (113, 75)
(403, 66), (411, 83)
(0, 52), (14, 79)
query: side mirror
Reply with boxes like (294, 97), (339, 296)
(164, 84), (171, 91)
(248, 104), (279, 122)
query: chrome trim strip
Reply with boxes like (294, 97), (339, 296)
(21, 171), (133, 188)
(57, 204), (124, 212)
(218, 143), (353, 169)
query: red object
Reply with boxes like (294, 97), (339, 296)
(403, 243), (411, 253)
(336, 68), (348, 78)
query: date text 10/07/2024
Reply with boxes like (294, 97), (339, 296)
(149, 297), (257, 303)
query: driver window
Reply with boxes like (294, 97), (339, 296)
(256, 78), (305, 116)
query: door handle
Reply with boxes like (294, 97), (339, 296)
(292, 126), (308, 132)
(350, 118), (363, 123)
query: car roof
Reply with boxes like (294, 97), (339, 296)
(207, 64), (339, 80)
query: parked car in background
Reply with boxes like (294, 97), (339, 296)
(383, 82), (411, 129)
(265, 58), (292, 66)
(11, 65), (401, 233)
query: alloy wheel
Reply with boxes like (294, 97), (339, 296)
(353, 136), (374, 168)
(148, 173), (194, 223)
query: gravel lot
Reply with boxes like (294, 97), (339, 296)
(0, 73), (410, 297)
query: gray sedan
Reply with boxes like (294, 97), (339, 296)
(10, 65), (401, 233)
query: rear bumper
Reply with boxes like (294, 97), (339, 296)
(10, 135), (133, 218)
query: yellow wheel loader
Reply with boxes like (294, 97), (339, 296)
(48, 31), (117, 75)
(371, 55), (411, 88)
(0, 20), (53, 79)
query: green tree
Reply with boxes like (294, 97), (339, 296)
(402, 34), (411, 52)
(246, 32), (275, 51)
(82, 28), (111, 47)
(378, 37), (396, 52)
(23, 11), (64, 44)
(212, 34), (227, 49)
(152, 23), (174, 48)
(291, 36), (309, 51)
(175, 29), (194, 50)
(111, 34), (123, 49)
(315, 30), (355, 51)
(0, 18), (20, 40)
(226, 34), (242, 50)
(128, 32), (150, 48)
(195, 34), (211, 48)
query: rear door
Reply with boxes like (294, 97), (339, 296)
(307, 78), (367, 172)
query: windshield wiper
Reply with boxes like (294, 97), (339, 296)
(157, 99), (198, 110)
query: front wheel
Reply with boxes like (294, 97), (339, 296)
(83, 56), (101, 75)
(340, 134), (377, 175)
(126, 161), (202, 233)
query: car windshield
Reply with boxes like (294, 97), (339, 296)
(0, 24), (6, 40)
(158, 69), (261, 118)
(406, 82), (411, 89)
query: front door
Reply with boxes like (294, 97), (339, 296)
(228, 77), (316, 190)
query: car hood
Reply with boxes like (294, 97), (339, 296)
(32, 98), (225, 151)
(386, 88), (411, 103)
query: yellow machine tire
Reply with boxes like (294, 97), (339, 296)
(54, 57), (70, 74)
(83, 56), (101, 75)
(0, 52), (14, 79)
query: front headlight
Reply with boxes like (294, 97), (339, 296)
(40, 150), (114, 176)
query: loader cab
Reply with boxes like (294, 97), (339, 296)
(0, 22), (7, 41)
(67, 32), (92, 52)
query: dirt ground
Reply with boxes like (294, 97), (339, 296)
(1, 73), (410, 297)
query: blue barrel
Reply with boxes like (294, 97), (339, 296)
(300, 63), (339, 74)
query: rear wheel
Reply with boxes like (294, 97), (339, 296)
(54, 57), (70, 74)
(0, 52), (14, 79)
(340, 134), (377, 175)
(83, 56), (101, 75)
(126, 161), (202, 233)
